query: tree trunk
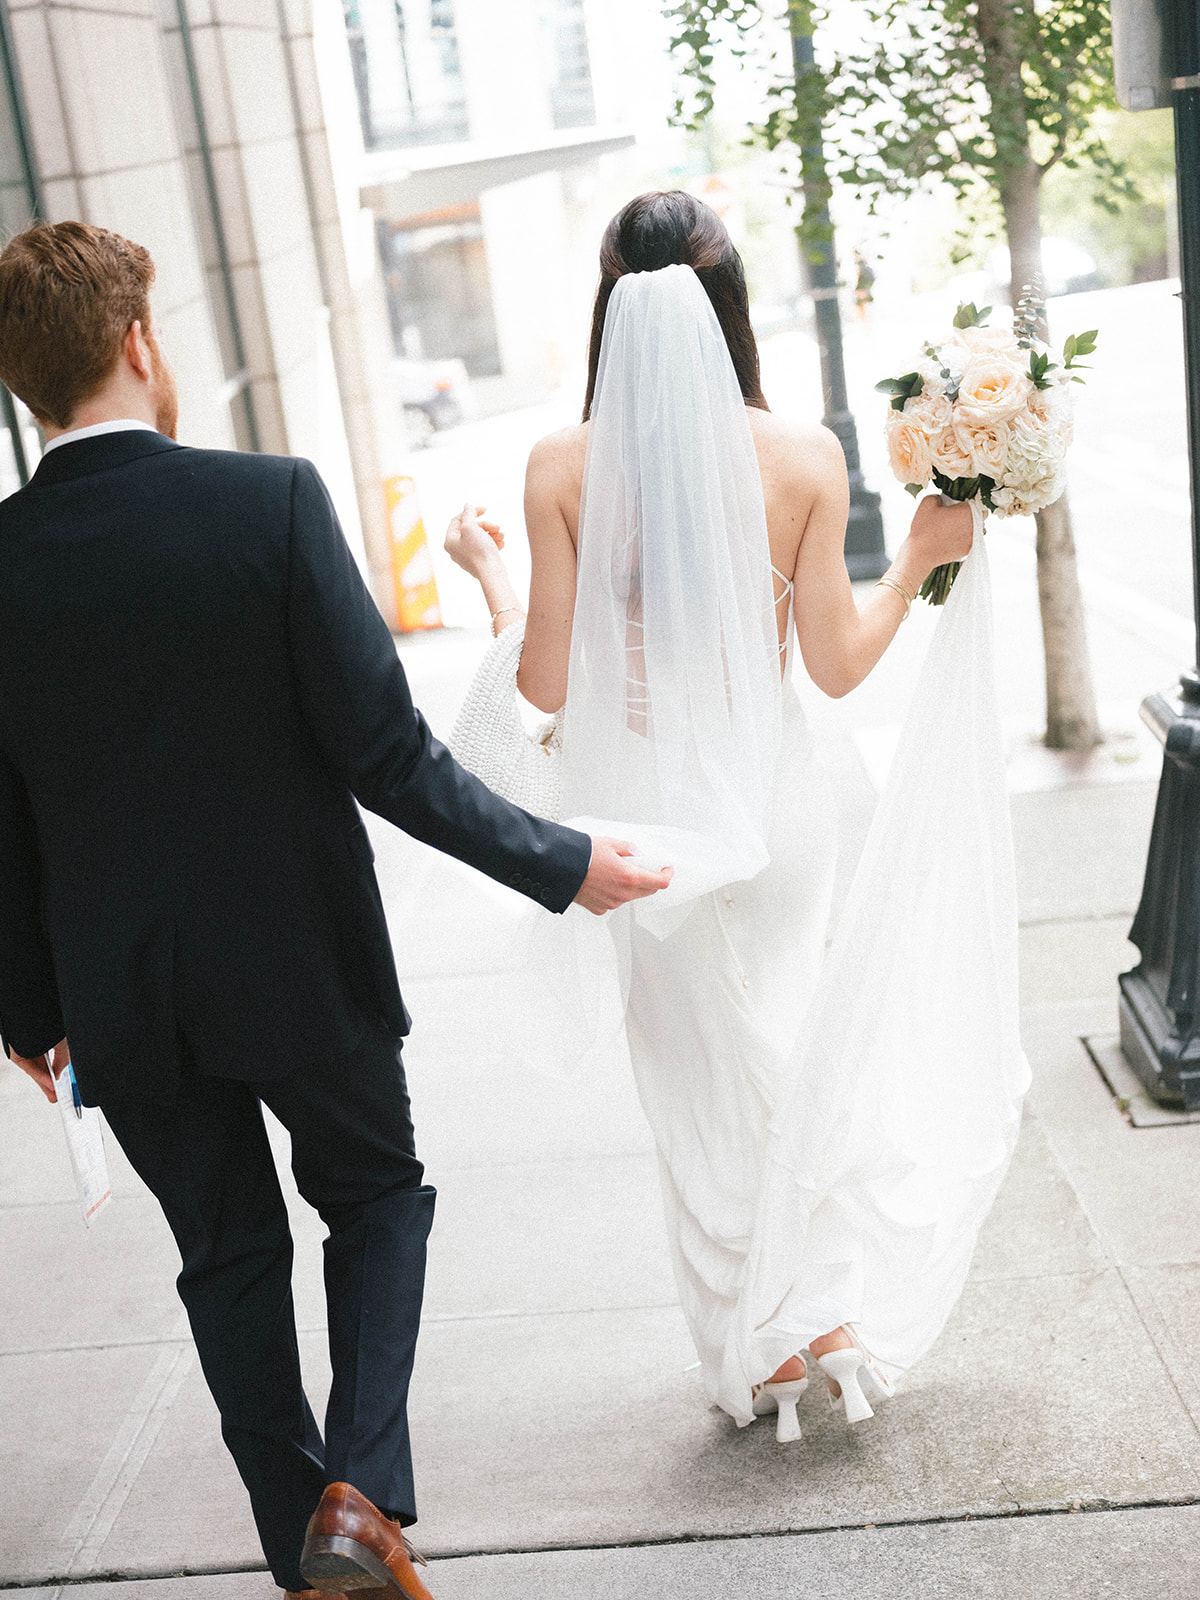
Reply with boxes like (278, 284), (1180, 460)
(1034, 495), (1102, 749)
(975, 0), (1102, 753)
(999, 162), (1102, 751)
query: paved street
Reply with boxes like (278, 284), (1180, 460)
(4, 280), (1200, 1598)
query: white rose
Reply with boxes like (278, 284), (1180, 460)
(904, 390), (953, 436)
(947, 325), (1022, 358)
(915, 357), (948, 397)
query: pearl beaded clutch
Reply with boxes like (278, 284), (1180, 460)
(448, 619), (563, 820)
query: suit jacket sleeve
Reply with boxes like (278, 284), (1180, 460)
(285, 459), (591, 912)
(0, 745), (65, 1059)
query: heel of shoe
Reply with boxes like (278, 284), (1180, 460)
(859, 1360), (894, 1406)
(762, 1377), (807, 1443)
(300, 1534), (392, 1592)
(817, 1350), (874, 1424)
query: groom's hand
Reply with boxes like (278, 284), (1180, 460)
(7, 1037), (70, 1104)
(574, 837), (673, 915)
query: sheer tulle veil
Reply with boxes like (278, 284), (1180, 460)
(561, 264), (782, 933)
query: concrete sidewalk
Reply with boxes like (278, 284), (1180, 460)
(6, 603), (1200, 1597)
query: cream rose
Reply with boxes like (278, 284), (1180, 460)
(956, 354), (1033, 424)
(930, 424), (975, 480)
(885, 412), (933, 486)
(949, 325), (1022, 357)
(953, 414), (1010, 479)
(903, 390), (953, 435)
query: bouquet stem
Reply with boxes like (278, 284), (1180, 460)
(919, 561), (962, 606)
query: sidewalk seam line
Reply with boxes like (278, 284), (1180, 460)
(7, 1493), (1200, 1588)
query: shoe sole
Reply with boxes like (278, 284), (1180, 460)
(301, 1533), (425, 1597)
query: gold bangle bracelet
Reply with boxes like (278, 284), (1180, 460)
(875, 575), (913, 620)
(490, 604), (525, 636)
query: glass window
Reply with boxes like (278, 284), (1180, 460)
(382, 206), (500, 377)
(0, 0), (42, 493)
(546, 0), (595, 131)
(348, 0), (469, 150)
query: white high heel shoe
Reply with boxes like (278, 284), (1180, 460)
(751, 1361), (809, 1443)
(814, 1328), (893, 1425)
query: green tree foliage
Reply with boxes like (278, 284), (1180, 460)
(664, 0), (1121, 749)
(665, 1), (1136, 242)
(1042, 108), (1176, 284)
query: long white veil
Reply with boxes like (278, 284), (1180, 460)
(561, 264), (782, 932)
(455, 259), (1027, 1412)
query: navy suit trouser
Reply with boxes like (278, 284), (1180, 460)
(100, 1022), (434, 1591)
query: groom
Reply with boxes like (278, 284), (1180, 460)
(0, 222), (668, 1599)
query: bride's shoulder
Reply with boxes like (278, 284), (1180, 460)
(528, 423), (588, 469)
(525, 425), (587, 524)
(747, 410), (844, 478)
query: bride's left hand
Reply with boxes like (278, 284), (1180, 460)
(445, 503), (504, 578)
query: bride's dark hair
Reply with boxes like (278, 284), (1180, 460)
(582, 190), (769, 422)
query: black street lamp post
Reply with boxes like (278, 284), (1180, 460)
(789, 10), (888, 580)
(1114, 0), (1200, 1106)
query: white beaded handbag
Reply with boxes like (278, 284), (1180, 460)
(448, 620), (564, 821)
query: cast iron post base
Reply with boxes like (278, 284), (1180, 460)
(1119, 684), (1200, 1109)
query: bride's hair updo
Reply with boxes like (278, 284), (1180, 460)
(582, 190), (769, 421)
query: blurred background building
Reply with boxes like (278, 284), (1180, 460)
(0, 0), (671, 626)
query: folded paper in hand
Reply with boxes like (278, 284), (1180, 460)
(54, 1061), (112, 1227)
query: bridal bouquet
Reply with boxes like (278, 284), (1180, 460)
(876, 299), (1097, 603)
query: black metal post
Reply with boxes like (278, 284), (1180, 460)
(789, 10), (887, 581)
(1119, 0), (1200, 1107)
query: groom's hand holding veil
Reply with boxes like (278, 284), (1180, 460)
(574, 837), (673, 914)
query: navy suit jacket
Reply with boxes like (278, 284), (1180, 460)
(0, 430), (591, 1103)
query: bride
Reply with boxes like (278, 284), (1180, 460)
(443, 190), (1028, 1442)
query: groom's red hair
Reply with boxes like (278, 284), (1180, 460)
(0, 221), (156, 429)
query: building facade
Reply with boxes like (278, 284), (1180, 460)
(349, 0), (672, 413)
(0, 0), (407, 620)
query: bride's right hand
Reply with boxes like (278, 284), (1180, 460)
(905, 495), (976, 575)
(445, 502), (505, 579)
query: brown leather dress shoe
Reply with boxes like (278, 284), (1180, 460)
(300, 1482), (434, 1599)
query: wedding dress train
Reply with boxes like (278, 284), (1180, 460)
(450, 264), (1029, 1429)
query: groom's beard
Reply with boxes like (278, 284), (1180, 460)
(146, 329), (179, 441)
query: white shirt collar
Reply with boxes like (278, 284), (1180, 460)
(42, 419), (159, 455)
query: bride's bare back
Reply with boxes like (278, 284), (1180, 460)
(516, 410), (973, 715)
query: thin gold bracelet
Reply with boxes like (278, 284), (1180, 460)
(490, 604), (526, 636)
(875, 575), (913, 620)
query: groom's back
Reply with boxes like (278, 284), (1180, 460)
(0, 430), (403, 1096)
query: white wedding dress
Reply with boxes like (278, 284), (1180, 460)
(450, 265), (1029, 1427)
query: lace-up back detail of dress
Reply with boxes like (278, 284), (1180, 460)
(772, 563), (794, 674)
(624, 556), (792, 737)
